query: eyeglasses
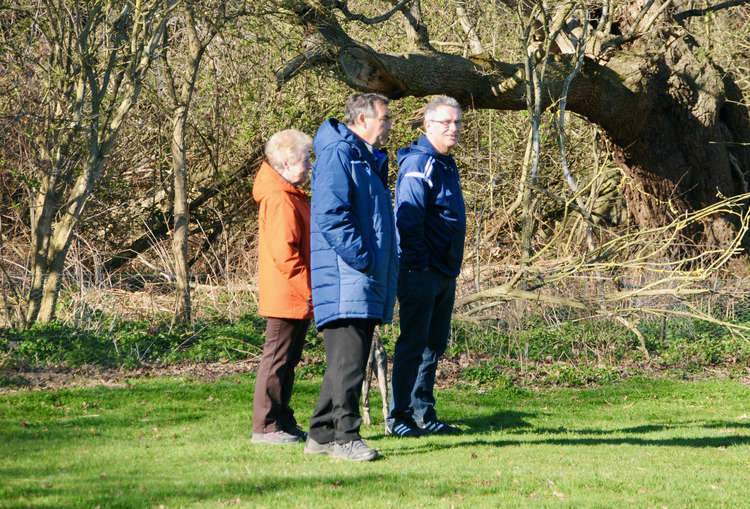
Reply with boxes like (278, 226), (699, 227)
(429, 119), (463, 129)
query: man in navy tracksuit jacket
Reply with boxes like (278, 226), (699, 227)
(387, 96), (466, 437)
(305, 94), (398, 461)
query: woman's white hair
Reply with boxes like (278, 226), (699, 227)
(265, 129), (312, 172)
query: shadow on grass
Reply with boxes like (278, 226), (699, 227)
(2, 470), (455, 508)
(364, 409), (537, 440)
(514, 420), (750, 436)
(382, 428), (750, 457)
(0, 409), (213, 447)
(520, 424), (676, 435)
(459, 409), (536, 432)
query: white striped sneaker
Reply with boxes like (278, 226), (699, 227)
(419, 420), (461, 435)
(386, 418), (424, 438)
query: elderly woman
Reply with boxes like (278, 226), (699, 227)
(251, 129), (313, 444)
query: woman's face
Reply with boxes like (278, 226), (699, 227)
(283, 152), (311, 186)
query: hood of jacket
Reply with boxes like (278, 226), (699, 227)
(314, 118), (389, 185)
(252, 160), (306, 204)
(313, 118), (362, 153)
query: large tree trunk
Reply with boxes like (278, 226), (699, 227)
(601, 35), (750, 247)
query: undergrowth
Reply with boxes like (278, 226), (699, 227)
(0, 313), (317, 372)
(2, 305), (750, 390)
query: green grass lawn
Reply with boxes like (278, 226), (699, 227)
(2, 375), (750, 508)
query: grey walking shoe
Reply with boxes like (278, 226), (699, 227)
(332, 439), (379, 461)
(304, 437), (335, 455)
(251, 430), (302, 444)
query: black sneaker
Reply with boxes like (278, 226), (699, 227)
(419, 420), (462, 435)
(304, 437), (335, 455)
(288, 426), (308, 441)
(332, 439), (379, 461)
(386, 417), (424, 438)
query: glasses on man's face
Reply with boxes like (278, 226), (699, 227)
(430, 119), (462, 129)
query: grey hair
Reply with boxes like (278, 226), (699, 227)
(424, 95), (462, 121)
(265, 129), (312, 172)
(344, 93), (390, 125)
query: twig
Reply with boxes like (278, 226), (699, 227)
(334, 0), (411, 24)
(675, 0), (750, 21)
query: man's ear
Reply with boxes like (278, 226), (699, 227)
(356, 112), (368, 127)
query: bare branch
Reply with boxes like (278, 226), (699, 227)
(675, 0), (750, 21)
(455, 0), (484, 55)
(334, 0), (411, 24)
(639, 0), (674, 34)
(396, 0), (432, 51)
(600, 0), (613, 35)
(627, 0), (657, 36)
(556, 7), (595, 251)
(456, 193), (750, 345)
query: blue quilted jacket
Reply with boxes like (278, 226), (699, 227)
(395, 135), (466, 277)
(310, 118), (398, 328)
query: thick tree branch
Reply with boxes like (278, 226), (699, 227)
(277, 1), (659, 144)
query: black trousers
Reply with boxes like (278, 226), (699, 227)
(308, 318), (376, 443)
(252, 317), (309, 433)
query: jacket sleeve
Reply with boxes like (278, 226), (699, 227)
(311, 144), (371, 272)
(262, 192), (311, 301)
(395, 155), (431, 270)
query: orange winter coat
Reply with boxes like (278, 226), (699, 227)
(253, 161), (313, 319)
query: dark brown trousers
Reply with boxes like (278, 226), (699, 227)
(252, 317), (309, 433)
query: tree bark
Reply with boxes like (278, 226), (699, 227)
(25, 179), (56, 325)
(171, 103), (192, 326)
(161, 3), (218, 327)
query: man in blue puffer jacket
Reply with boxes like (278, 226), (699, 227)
(387, 96), (466, 438)
(304, 93), (398, 461)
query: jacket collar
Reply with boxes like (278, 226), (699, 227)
(397, 135), (456, 170)
(252, 161), (307, 203)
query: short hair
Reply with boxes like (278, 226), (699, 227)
(424, 95), (462, 121)
(344, 93), (390, 125)
(265, 129), (312, 172)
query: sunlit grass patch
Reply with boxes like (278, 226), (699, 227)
(2, 376), (750, 507)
